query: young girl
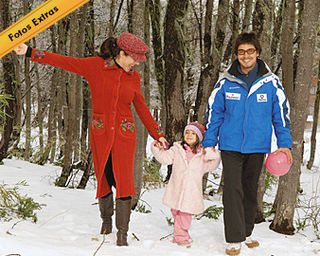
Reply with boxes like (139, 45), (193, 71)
(151, 121), (220, 247)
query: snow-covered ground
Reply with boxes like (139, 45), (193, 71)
(0, 132), (319, 256)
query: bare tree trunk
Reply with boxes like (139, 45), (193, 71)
(127, 0), (133, 32)
(77, 149), (93, 189)
(270, 0), (296, 224)
(32, 38), (44, 157)
(252, 0), (272, 62)
(270, 0), (284, 71)
(73, 6), (87, 162)
(307, 59), (320, 170)
(22, 0), (32, 161)
(130, 0), (147, 208)
(256, 163), (267, 223)
(149, 0), (166, 128)
(24, 47), (32, 161)
(280, 0), (295, 99)
(56, 14), (79, 186)
(293, 0), (304, 86)
(0, 0), (17, 162)
(194, 0), (229, 124)
(107, 0), (116, 36)
(164, 0), (189, 142)
(223, 0), (240, 64)
(10, 54), (22, 151)
(270, 0), (320, 235)
(38, 26), (58, 165)
(56, 20), (69, 161)
(80, 0), (94, 182)
(242, 0), (254, 31)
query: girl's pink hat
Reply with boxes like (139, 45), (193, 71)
(184, 122), (206, 142)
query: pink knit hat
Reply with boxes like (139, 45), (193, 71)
(116, 32), (149, 62)
(184, 122), (206, 142)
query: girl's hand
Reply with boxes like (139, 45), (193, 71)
(276, 147), (293, 164)
(204, 147), (218, 160)
(154, 141), (163, 149)
(158, 137), (169, 149)
(203, 147), (216, 154)
(14, 44), (28, 55)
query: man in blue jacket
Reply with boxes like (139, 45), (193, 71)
(202, 32), (292, 255)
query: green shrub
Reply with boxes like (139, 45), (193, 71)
(134, 190), (152, 214)
(143, 157), (162, 183)
(135, 202), (151, 214)
(0, 181), (44, 222)
(196, 205), (223, 220)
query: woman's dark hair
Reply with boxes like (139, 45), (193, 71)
(98, 37), (121, 60)
(234, 32), (262, 55)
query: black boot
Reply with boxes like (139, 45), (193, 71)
(98, 193), (114, 235)
(115, 198), (131, 246)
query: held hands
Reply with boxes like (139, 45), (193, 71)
(203, 147), (219, 161)
(14, 43), (28, 55)
(155, 137), (169, 149)
(275, 147), (293, 165)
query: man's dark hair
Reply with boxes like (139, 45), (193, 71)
(234, 32), (262, 55)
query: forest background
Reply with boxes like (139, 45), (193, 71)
(0, 0), (320, 239)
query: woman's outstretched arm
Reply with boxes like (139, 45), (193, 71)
(14, 43), (96, 78)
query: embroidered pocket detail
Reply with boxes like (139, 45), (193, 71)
(34, 50), (45, 59)
(92, 118), (104, 129)
(121, 119), (135, 133)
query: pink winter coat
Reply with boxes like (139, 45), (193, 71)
(151, 142), (221, 214)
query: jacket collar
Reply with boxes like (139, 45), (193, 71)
(223, 59), (273, 87)
(101, 57), (135, 75)
(174, 142), (203, 162)
(227, 58), (269, 78)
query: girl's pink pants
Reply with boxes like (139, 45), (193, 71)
(171, 209), (192, 243)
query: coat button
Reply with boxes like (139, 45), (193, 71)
(111, 127), (114, 130)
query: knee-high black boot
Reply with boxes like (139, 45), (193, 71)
(115, 198), (131, 246)
(98, 193), (114, 235)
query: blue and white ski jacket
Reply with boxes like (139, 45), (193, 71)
(202, 59), (292, 153)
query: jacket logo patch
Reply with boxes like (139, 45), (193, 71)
(257, 93), (267, 102)
(226, 92), (241, 100)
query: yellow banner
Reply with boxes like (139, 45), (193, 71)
(0, 0), (89, 58)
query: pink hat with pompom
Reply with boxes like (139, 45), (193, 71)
(184, 122), (206, 142)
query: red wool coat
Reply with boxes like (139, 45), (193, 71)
(30, 49), (164, 198)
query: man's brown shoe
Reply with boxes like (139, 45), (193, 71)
(245, 236), (259, 248)
(225, 243), (241, 255)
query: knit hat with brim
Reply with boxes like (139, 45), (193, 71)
(184, 121), (206, 142)
(116, 32), (149, 62)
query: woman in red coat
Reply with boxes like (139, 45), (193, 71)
(14, 32), (167, 246)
